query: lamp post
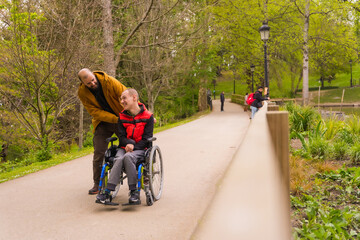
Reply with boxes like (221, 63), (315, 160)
(259, 22), (270, 97)
(250, 64), (255, 92)
(350, 59), (353, 87)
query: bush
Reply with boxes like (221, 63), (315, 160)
(335, 128), (354, 145)
(285, 102), (320, 133)
(323, 117), (343, 140)
(35, 147), (52, 162)
(350, 144), (360, 164)
(83, 129), (93, 147)
(308, 137), (329, 160)
(345, 114), (360, 135)
(35, 136), (52, 162)
(331, 141), (348, 161)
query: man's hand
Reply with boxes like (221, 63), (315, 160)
(125, 144), (134, 152)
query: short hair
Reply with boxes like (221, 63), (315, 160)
(257, 86), (264, 89)
(124, 88), (139, 100)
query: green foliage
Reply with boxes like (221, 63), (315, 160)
(0, 145), (94, 183)
(285, 102), (321, 133)
(83, 126), (94, 148)
(292, 168), (360, 239)
(308, 137), (329, 160)
(335, 128), (355, 145)
(350, 144), (360, 164)
(322, 117), (343, 140)
(35, 136), (52, 162)
(346, 115), (360, 136)
(331, 141), (348, 161)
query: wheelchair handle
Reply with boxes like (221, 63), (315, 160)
(147, 137), (157, 142)
(106, 137), (118, 147)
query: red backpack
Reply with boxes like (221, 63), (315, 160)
(246, 93), (255, 105)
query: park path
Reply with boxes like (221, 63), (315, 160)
(0, 99), (250, 240)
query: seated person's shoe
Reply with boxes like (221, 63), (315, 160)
(96, 191), (112, 204)
(129, 190), (141, 204)
(88, 185), (99, 195)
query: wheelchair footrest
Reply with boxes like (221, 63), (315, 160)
(122, 201), (141, 206)
(95, 199), (119, 206)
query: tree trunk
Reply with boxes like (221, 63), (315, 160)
(101, 0), (115, 77)
(198, 86), (207, 111)
(302, 0), (310, 105)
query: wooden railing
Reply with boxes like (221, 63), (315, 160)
(191, 101), (291, 240)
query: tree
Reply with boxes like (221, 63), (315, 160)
(0, 0), (96, 147)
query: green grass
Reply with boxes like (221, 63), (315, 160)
(317, 87), (360, 103)
(0, 146), (94, 183)
(0, 110), (210, 183)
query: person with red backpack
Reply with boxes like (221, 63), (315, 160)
(249, 86), (269, 119)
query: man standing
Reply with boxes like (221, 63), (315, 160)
(77, 68), (127, 194)
(96, 89), (154, 205)
(220, 91), (225, 111)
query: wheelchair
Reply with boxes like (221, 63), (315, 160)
(97, 136), (163, 206)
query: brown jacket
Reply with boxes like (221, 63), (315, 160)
(78, 71), (127, 132)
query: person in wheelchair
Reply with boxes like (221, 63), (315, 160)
(96, 88), (154, 205)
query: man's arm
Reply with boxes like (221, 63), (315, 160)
(78, 89), (119, 124)
(134, 115), (154, 150)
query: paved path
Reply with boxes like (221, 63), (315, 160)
(0, 100), (249, 240)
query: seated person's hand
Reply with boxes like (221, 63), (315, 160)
(125, 144), (134, 152)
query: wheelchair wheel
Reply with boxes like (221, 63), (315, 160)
(149, 145), (163, 201)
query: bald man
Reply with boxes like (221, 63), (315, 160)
(78, 69), (127, 194)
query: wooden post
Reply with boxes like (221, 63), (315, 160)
(318, 86), (321, 110)
(266, 111), (290, 237)
(266, 111), (289, 192)
(79, 102), (84, 149)
(268, 105), (279, 111)
(340, 89), (345, 112)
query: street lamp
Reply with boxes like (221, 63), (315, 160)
(250, 64), (255, 92)
(259, 22), (270, 97)
(349, 59), (353, 87)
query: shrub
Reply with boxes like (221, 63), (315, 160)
(35, 147), (52, 162)
(285, 102), (320, 133)
(83, 130), (93, 147)
(323, 117), (343, 140)
(350, 144), (360, 164)
(345, 115), (360, 135)
(35, 136), (52, 162)
(335, 128), (354, 145)
(331, 141), (348, 161)
(308, 137), (329, 160)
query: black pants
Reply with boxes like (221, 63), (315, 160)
(221, 101), (224, 111)
(92, 122), (121, 185)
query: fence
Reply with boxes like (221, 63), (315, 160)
(191, 101), (291, 240)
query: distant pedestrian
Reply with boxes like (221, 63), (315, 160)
(244, 93), (249, 112)
(250, 86), (269, 119)
(220, 91), (225, 111)
(207, 89), (212, 110)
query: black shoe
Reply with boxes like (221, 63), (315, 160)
(88, 185), (99, 195)
(129, 190), (141, 204)
(96, 191), (112, 204)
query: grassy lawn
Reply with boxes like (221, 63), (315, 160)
(317, 87), (360, 103)
(0, 146), (94, 183)
(0, 110), (210, 183)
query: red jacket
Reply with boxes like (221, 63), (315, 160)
(118, 103), (154, 150)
